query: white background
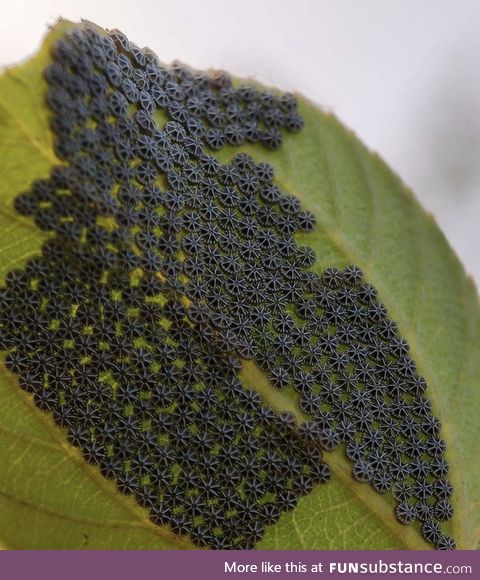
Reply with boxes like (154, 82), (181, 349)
(1, 0), (479, 286)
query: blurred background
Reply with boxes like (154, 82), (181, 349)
(1, 0), (479, 286)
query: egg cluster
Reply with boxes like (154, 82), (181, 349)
(1, 23), (455, 549)
(0, 242), (329, 549)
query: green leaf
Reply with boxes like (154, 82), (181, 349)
(0, 21), (478, 550)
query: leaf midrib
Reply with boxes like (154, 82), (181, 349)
(242, 361), (427, 549)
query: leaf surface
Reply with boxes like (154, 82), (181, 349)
(0, 22), (478, 549)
